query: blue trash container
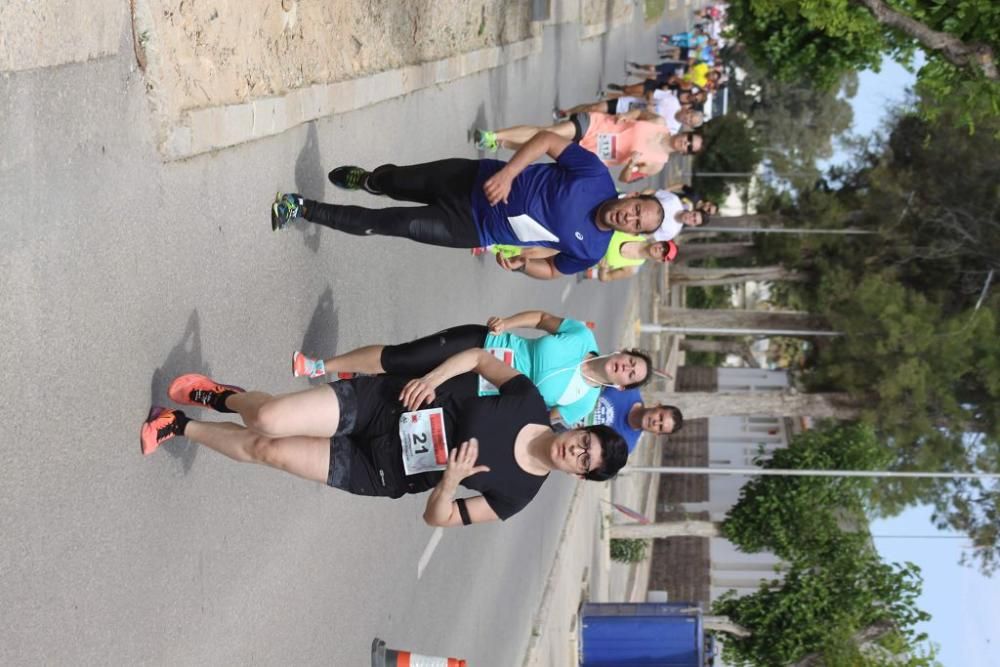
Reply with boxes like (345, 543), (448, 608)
(579, 602), (704, 667)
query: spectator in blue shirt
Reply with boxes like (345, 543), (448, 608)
(270, 131), (666, 279)
(586, 387), (683, 453)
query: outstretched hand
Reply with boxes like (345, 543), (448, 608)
(443, 439), (490, 484)
(495, 253), (526, 273)
(399, 377), (437, 411)
(483, 168), (514, 206)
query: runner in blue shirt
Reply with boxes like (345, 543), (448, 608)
(270, 131), (666, 279)
(586, 387), (684, 453)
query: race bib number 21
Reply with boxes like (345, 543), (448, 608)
(399, 408), (449, 476)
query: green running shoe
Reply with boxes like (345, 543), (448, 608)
(474, 129), (499, 152)
(271, 192), (304, 231)
(328, 166), (382, 194)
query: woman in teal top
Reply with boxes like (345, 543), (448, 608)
(291, 310), (653, 424)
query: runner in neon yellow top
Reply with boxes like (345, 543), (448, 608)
(487, 232), (677, 282)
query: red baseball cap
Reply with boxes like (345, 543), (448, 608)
(661, 240), (679, 263)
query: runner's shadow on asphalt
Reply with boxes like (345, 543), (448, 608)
(487, 64), (510, 128)
(294, 121), (323, 253)
(299, 286), (339, 386)
(149, 310), (209, 474)
(597, 0), (618, 84)
(469, 102), (489, 160)
(548, 22), (567, 112)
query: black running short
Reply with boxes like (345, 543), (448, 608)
(380, 324), (489, 377)
(570, 112), (591, 142)
(324, 374), (474, 498)
(325, 376), (435, 498)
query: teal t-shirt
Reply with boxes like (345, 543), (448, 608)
(483, 318), (600, 424)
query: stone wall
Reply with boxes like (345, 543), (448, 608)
(657, 418), (709, 505)
(647, 511), (712, 605)
(648, 418), (711, 605)
(675, 365), (718, 392)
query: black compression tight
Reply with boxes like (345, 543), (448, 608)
(303, 159), (483, 248)
(380, 324), (489, 376)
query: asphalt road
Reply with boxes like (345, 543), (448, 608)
(0, 9), (680, 666)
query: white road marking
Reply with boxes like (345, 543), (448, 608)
(560, 283), (573, 303)
(417, 527), (444, 579)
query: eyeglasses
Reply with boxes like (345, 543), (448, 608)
(683, 135), (696, 155)
(576, 434), (593, 472)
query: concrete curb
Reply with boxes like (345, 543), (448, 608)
(519, 479), (585, 667)
(159, 34), (543, 161)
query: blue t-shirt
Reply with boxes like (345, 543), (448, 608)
(469, 144), (617, 275)
(588, 387), (643, 453)
(483, 318), (600, 424)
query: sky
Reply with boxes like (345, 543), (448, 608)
(821, 54), (923, 171)
(871, 507), (1000, 666)
(837, 54), (999, 667)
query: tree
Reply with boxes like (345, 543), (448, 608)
(679, 339), (759, 367)
(641, 389), (861, 420)
(734, 98), (1000, 572)
(715, 549), (932, 667)
(656, 306), (834, 334)
(670, 265), (807, 287)
(718, 425), (931, 666)
(615, 424), (936, 665)
(726, 45), (859, 178)
(854, 0), (997, 80)
(725, 0), (1000, 130)
(691, 113), (762, 202)
(677, 242), (755, 263)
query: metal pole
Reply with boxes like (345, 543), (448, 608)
(639, 324), (843, 336)
(621, 466), (1000, 480)
(682, 227), (876, 235)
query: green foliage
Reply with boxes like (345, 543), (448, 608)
(740, 96), (1000, 572)
(610, 538), (650, 563)
(692, 114), (762, 202)
(714, 47), (857, 193)
(820, 625), (940, 667)
(722, 423), (890, 560)
(685, 285), (733, 309)
(725, 0), (908, 88)
(725, 0), (1000, 132)
(714, 542), (931, 666)
(708, 423), (937, 665)
(901, 0), (1000, 131)
(809, 275), (1000, 572)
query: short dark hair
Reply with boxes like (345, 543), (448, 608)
(621, 348), (654, 389)
(582, 424), (629, 481)
(637, 194), (666, 227)
(662, 405), (684, 433)
(697, 211), (710, 226)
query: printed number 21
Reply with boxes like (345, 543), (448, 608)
(413, 432), (429, 454)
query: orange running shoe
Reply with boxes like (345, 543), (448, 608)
(292, 351), (327, 378)
(140, 407), (186, 455)
(168, 373), (245, 411)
